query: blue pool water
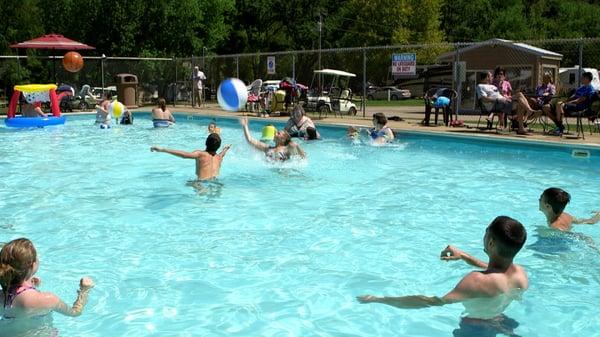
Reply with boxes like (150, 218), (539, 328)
(1, 113), (600, 336)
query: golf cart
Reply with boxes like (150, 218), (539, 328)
(304, 69), (358, 117)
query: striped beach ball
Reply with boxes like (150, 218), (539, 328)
(217, 78), (248, 112)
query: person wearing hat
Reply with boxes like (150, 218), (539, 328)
(240, 117), (305, 161)
(284, 105), (320, 139)
(260, 124), (276, 145)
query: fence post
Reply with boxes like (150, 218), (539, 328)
(101, 54), (105, 96)
(455, 43), (462, 114)
(362, 47), (366, 118)
(173, 56), (177, 107)
(236, 56), (239, 78)
(578, 38), (583, 87)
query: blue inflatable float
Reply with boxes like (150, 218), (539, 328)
(5, 116), (66, 128)
(4, 84), (70, 128)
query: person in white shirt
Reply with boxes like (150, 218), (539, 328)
(476, 72), (534, 135)
(193, 66), (207, 108)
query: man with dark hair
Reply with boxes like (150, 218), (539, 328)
(551, 72), (597, 135)
(150, 133), (231, 180)
(358, 216), (528, 334)
(539, 187), (600, 231)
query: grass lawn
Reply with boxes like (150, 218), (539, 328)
(365, 99), (422, 107)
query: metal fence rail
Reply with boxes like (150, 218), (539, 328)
(2, 38), (599, 115)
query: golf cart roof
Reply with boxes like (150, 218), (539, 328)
(313, 69), (356, 77)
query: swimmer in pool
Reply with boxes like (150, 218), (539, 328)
(539, 187), (600, 232)
(0, 238), (94, 334)
(208, 121), (221, 135)
(151, 98), (176, 127)
(240, 116), (305, 161)
(358, 216), (528, 332)
(95, 93), (112, 128)
(151, 133), (231, 180)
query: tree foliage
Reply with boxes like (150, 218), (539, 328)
(1, 0), (599, 57)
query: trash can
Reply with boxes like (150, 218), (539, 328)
(115, 73), (138, 108)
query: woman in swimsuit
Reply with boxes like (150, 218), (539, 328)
(0, 238), (94, 333)
(240, 117), (305, 161)
(152, 98), (176, 127)
(369, 112), (394, 144)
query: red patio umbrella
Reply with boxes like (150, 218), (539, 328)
(10, 34), (95, 83)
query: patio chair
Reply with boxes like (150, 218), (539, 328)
(562, 91), (599, 139)
(586, 93), (600, 134)
(476, 96), (505, 130)
(246, 79), (262, 114)
(423, 88), (457, 126)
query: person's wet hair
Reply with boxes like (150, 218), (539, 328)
(372, 112), (387, 126)
(542, 187), (571, 214)
(306, 127), (318, 140)
(205, 133), (221, 155)
(582, 72), (593, 82)
(0, 238), (37, 306)
(487, 216), (527, 259)
(104, 92), (113, 100)
(158, 98), (167, 112)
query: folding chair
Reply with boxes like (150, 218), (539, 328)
(476, 97), (504, 130)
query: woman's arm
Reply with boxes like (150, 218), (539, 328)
(240, 117), (268, 152)
(37, 277), (94, 317)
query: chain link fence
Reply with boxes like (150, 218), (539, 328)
(2, 38), (599, 116)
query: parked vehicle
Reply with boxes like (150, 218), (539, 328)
(92, 86), (117, 99)
(558, 67), (600, 95)
(367, 86), (411, 100)
(305, 69), (358, 116)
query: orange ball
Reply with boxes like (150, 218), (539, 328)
(63, 51), (84, 73)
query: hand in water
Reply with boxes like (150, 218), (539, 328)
(150, 146), (162, 152)
(356, 295), (378, 303)
(80, 277), (95, 291)
(440, 245), (464, 261)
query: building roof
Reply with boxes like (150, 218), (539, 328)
(437, 38), (563, 61)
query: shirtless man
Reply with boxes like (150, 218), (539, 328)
(240, 117), (305, 161)
(539, 187), (600, 231)
(358, 216), (528, 334)
(150, 133), (231, 180)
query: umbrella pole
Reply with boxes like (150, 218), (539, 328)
(53, 54), (57, 84)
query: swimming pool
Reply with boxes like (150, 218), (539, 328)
(1, 113), (599, 336)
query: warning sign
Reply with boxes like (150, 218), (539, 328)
(391, 53), (416, 76)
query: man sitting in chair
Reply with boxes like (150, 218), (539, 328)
(476, 72), (512, 131)
(549, 71), (596, 136)
(477, 72), (535, 135)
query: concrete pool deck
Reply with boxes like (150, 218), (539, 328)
(132, 103), (600, 148)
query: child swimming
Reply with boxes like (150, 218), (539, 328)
(0, 238), (94, 335)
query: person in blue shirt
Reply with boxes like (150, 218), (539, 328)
(551, 72), (597, 135)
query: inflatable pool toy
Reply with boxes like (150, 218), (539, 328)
(153, 119), (173, 128)
(5, 84), (66, 128)
(217, 78), (247, 111)
(63, 51), (84, 73)
(109, 100), (125, 120)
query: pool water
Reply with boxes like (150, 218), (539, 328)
(1, 113), (599, 337)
